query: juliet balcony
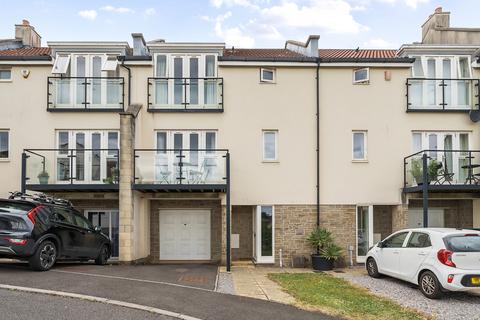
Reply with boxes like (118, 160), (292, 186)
(406, 78), (479, 112)
(147, 77), (224, 112)
(404, 149), (480, 193)
(47, 77), (125, 112)
(22, 149), (120, 192)
(133, 149), (229, 192)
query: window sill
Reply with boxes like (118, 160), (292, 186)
(352, 159), (368, 163)
(0, 80), (12, 83)
(262, 160), (279, 163)
(353, 81), (369, 85)
(0, 158), (11, 162)
(259, 81), (276, 84)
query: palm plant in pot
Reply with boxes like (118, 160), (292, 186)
(307, 228), (343, 271)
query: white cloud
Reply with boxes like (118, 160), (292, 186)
(363, 37), (397, 48)
(145, 8), (156, 16)
(205, 12), (256, 47)
(245, 19), (282, 40)
(261, 0), (368, 34)
(376, 0), (430, 9)
(78, 10), (97, 20)
(210, 0), (265, 9)
(101, 5), (135, 14)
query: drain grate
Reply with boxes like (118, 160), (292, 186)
(178, 275), (209, 285)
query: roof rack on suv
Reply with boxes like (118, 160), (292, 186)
(8, 191), (73, 208)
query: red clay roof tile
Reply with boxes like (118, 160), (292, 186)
(0, 47), (51, 57)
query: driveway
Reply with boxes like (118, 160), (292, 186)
(0, 288), (173, 320)
(334, 268), (480, 320)
(0, 262), (336, 320)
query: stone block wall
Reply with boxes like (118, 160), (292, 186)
(149, 199), (222, 263)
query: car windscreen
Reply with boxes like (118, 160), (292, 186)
(444, 235), (480, 252)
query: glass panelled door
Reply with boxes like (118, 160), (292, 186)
(413, 132), (470, 184)
(56, 131), (118, 184)
(85, 210), (119, 258)
(254, 206), (274, 264)
(356, 205), (373, 263)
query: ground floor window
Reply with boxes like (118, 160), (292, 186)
(85, 210), (119, 258)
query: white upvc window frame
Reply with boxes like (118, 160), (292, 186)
(102, 55), (118, 72)
(0, 129), (10, 161)
(260, 68), (275, 83)
(254, 205), (275, 264)
(0, 68), (12, 82)
(262, 130), (278, 162)
(52, 54), (71, 74)
(353, 67), (370, 84)
(352, 130), (368, 162)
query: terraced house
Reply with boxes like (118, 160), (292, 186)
(1, 7), (479, 269)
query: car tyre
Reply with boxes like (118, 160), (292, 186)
(94, 245), (110, 265)
(29, 240), (57, 271)
(419, 271), (443, 299)
(366, 258), (381, 278)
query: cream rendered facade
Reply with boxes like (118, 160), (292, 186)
(1, 7), (480, 267)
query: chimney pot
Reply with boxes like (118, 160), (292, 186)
(435, 7), (442, 14)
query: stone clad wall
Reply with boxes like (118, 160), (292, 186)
(274, 204), (356, 267)
(231, 206), (253, 260)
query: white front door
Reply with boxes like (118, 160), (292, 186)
(408, 209), (445, 228)
(159, 209), (211, 260)
(356, 205), (373, 263)
(253, 206), (274, 264)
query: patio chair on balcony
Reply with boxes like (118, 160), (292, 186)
(155, 154), (172, 184)
(433, 162), (454, 185)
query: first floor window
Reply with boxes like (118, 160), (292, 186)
(263, 130), (278, 161)
(352, 131), (367, 161)
(0, 131), (9, 159)
(353, 68), (369, 84)
(260, 68), (275, 83)
(0, 69), (12, 81)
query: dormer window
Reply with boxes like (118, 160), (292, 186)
(52, 55), (71, 74)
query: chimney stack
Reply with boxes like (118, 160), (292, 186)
(421, 7), (450, 42)
(131, 33), (148, 56)
(15, 19), (41, 48)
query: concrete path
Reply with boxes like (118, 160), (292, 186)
(0, 262), (336, 320)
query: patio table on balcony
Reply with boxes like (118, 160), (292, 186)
(461, 163), (480, 185)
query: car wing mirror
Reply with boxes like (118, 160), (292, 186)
(94, 226), (102, 233)
(377, 241), (384, 248)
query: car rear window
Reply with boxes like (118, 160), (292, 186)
(444, 235), (480, 252)
(0, 201), (34, 214)
(0, 216), (29, 231)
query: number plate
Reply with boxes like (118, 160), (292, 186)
(471, 277), (480, 285)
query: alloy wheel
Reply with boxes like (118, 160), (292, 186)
(39, 244), (56, 269)
(367, 260), (376, 274)
(421, 274), (436, 295)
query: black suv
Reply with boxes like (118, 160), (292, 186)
(0, 192), (112, 271)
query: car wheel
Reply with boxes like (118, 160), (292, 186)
(366, 258), (381, 278)
(419, 271), (443, 299)
(94, 245), (109, 265)
(29, 241), (57, 271)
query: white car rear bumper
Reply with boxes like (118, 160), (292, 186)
(436, 267), (480, 292)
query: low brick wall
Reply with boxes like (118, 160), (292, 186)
(149, 199), (222, 263)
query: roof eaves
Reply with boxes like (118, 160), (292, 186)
(218, 56), (316, 62)
(0, 55), (52, 61)
(319, 57), (414, 63)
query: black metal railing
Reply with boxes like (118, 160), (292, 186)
(404, 149), (480, 189)
(134, 149), (228, 186)
(47, 77), (125, 111)
(147, 77), (223, 112)
(406, 78), (479, 112)
(23, 149), (119, 187)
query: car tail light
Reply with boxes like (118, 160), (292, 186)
(26, 206), (44, 225)
(437, 249), (456, 268)
(7, 238), (27, 245)
(447, 274), (454, 283)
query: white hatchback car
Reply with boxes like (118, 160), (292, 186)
(366, 228), (480, 299)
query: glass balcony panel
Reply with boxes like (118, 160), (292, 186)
(48, 77), (124, 110)
(134, 150), (227, 186)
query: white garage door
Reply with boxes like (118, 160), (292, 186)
(159, 209), (211, 260)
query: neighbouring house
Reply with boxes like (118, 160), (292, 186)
(0, 7), (479, 268)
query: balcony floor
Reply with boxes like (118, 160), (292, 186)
(132, 184), (227, 193)
(403, 184), (480, 193)
(26, 184), (119, 192)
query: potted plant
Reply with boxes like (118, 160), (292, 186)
(307, 228), (343, 271)
(428, 159), (441, 182)
(103, 168), (119, 184)
(411, 158), (423, 185)
(37, 170), (49, 184)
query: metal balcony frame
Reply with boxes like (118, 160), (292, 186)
(47, 76), (125, 112)
(147, 77), (224, 113)
(22, 148), (120, 193)
(406, 78), (480, 112)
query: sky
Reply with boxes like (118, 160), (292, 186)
(0, 0), (477, 49)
